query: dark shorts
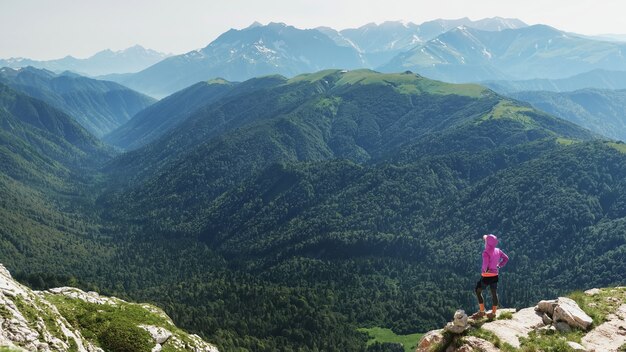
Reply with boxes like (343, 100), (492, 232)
(476, 275), (499, 290)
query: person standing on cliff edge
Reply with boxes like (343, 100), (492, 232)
(472, 234), (509, 319)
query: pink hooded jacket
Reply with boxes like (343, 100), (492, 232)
(482, 234), (509, 277)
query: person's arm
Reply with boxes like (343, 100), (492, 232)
(498, 251), (509, 268)
(482, 251), (489, 272)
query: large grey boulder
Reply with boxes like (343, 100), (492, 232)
(536, 299), (558, 316)
(140, 325), (173, 344)
(552, 297), (593, 330)
(584, 288), (601, 296)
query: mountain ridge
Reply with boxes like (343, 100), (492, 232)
(0, 45), (171, 76)
(4, 67), (626, 351)
(381, 24), (626, 82)
(112, 18), (527, 97)
(0, 66), (155, 137)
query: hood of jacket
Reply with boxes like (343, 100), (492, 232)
(484, 234), (498, 250)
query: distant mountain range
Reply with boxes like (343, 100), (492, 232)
(508, 88), (626, 142)
(318, 17), (527, 67)
(112, 18), (527, 97)
(381, 24), (626, 82)
(115, 22), (367, 98)
(483, 69), (626, 93)
(0, 45), (170, 76)
(0, 66), (155, 137)
(109, 19), (626, 98)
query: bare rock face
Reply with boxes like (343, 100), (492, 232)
(481, 307), (544, 348)
(552, 297), (593, 330)
(0, 263), (219, 352)
(140, 325), (173, 344)
(584, 288), (601, 296)
(461, 336), (500, 352)
(582, 303), (626, 352)
(0, 264), (98, 352)
(415, 329), (445, 352)
(47, 287), (120, 306)
(566, 341), (586, 351)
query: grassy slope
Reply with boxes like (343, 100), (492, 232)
(358, 327), (423, 352)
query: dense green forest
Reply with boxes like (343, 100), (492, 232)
(2, 70), (626, 351)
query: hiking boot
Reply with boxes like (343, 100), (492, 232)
(486, 312), (496, 319)
(470, 311), (486, 319)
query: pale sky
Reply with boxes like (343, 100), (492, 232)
(2, 0), (626, 60)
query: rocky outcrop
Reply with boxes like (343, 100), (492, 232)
(0, 264), (219, 352)
(536, 297), (593, 330)
(481, 307), (543, 348)
(581, 303), (626, 352)
(414, 330), (445, 352)
(444, 310), (469, 334)
(415, 287), (626, 352)
(461, 336), (499, 352)
(0, 264), (99, 352)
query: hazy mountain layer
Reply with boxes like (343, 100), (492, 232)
(0, 45), (170, 76)
(509, 88), (626, 141)
(483, 69), (626, 93)
(0, 67), (155, 137)
(381, 25), (626, 82)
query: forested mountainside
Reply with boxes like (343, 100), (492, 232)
(3, 70), (626, 351)
(0, 66), (154, 137)
(507, 88), (626, 142)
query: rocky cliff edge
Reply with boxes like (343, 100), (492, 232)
(416, 287), (626, 352)
(0, 264), (219, 352)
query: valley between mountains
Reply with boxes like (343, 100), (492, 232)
(2, 16), (626, 352)
(2, 67), (626, 351)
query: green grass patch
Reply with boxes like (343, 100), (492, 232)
(467, 328), (516, 352)
(45, 293), (176, 351)
(498, 311), (514, 320)
(44, 292), (205, 351)
(519, 329), (584, 352)
(0, 347), (23, 352)
(608, 142), (626, 154)
(205, 78), (231, 85)
(568, 287), (626, 326)
(334, 69), (486, 97)
(556, 138), (577, 146)
(358, 327), (423, 352)
(0, 303), (12, 319)
(13, 295), (39, 328)
(288, 69), (342, 84)
(479, 101), (537, 125)
(288, 69), (487, 97)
